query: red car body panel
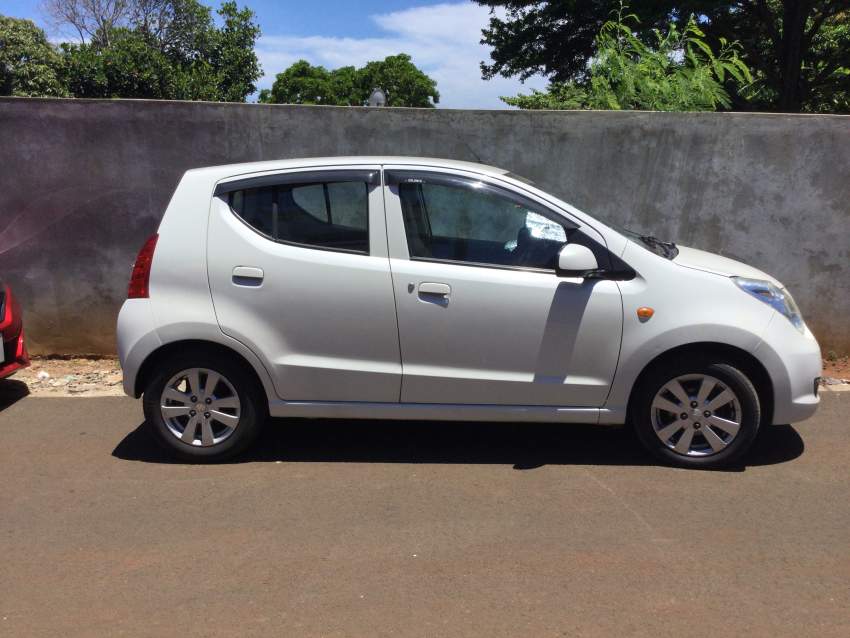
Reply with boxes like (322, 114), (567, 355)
(0, 283), (29, 379)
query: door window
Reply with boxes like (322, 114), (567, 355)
(392, 173), (573, 270)
(226, 177), (370, 254)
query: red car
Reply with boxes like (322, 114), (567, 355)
(0, 281), (29, 379)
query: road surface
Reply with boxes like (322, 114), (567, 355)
(1, 384), (848, 637)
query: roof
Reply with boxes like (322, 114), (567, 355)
(186, 156), (509, 182)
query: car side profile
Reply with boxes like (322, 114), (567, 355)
(117, 157), (821, 468)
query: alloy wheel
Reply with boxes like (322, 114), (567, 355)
(160, 367), (241, 447)
(650, 373), (742, 457)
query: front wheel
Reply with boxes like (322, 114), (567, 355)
(142, 352), (266, 462)
(632, 361), (761, 469)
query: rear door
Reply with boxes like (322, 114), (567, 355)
(383, 167), (623, 407)
(207, 166), (401, 402)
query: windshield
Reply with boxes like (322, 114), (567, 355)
(499, 174), (678, 260)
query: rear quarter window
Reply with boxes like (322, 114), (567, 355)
(225, 178), (370, 254)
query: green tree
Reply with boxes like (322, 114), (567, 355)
(258, 60), (349, 105)
(57, 0), (261, 101)
(355, 54), (440, 107)
(0, 16), (67, 97)
(475, 0), (850, 113)
(714, 2), (849, 113)
(504, 11), (752, 111)
(803, 15), (850, 112)
(142, 0), (216, 62)
(61, 28), (180, 98)
(330, 65), (359, 104)
(212, 1), (262, 102)
(260, 54), (439, 107)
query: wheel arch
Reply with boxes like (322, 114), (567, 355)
(626, 342), (774, 427)
(133, 339), (271, 402)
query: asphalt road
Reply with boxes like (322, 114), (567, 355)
(1, 383), (848, 637)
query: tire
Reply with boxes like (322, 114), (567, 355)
(631, 359), (761, 469)
(142, 350), (267, 462)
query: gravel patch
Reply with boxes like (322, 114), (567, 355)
(14, 357), (124, 397)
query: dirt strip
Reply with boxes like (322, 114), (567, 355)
(14, 357), (124, 397)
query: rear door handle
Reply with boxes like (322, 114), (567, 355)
(232, 266), (264, 286)
(418, 282), (451, 296)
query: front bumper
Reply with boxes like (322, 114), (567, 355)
(755, 313), (821, 425)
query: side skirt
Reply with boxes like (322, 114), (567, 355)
(268, 400), (624, 424)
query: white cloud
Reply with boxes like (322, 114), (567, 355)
(255, 2), (549, 109)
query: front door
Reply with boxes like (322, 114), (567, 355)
(207, 166), (401, 402)
(383, 169), (622, 407)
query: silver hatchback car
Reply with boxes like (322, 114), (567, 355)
(118, 157), (821, 467)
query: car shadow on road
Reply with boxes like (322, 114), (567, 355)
(0, 379), (30, 412)
(113, 418), (804, 471)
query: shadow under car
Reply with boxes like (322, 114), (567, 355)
(113, 417), (804, 471)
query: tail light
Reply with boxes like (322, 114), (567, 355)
(128, 233), (159, 299)
(15, 328), (27, 362)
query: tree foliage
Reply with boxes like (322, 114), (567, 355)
(214, 1), (261, 102)
(60, 28), (180, 98)
(258, 60), (346, 105)
(259, 54), (440, 107)
(40, 0), (260, 101)
(503, 10), (752, 111)
(0, 16), (67, 97)
(356, 54), (440, 107)
(804, 13), (850, 113)
(475, 0), (850, 113)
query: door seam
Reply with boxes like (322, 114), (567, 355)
(380, 167), (405, 402)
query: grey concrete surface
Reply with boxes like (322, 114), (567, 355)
(0, 386), (848, 637)
(0, 98), (848, 354)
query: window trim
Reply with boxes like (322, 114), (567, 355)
(220, 171), (373, 256)
(386, 169), (578, 273)
(214, 169), (379, 196)
(410, 255), (559, 275)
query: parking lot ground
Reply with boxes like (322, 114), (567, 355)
(1, 385), (848, 637)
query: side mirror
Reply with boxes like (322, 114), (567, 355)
(557, 243), (598, 277)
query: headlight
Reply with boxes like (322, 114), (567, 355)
(733, 277), (804, 332)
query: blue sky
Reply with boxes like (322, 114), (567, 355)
(4, 0), (547, 108)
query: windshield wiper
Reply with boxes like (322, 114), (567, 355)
(639, 235), (679, 259)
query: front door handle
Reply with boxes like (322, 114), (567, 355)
(418, 282), (451, 297)
(232, 266), (264, 286)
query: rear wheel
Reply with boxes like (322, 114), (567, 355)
(143, 351), (266, 462)
(632, 360), (761, 468)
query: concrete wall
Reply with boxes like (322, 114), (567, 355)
(1, 97), (848, 355)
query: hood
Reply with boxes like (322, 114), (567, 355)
(673, 245), (784, 288)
